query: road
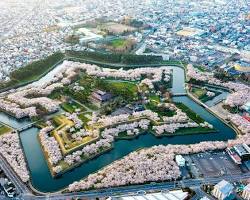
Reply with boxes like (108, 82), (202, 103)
(12, 172), (250, 200)
(1, 146), (250, 200)
(0, 154), (31, 198)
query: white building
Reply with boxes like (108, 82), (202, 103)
(242, 102), (250, 113)
(77, 28), (103, 44)
(175, 155), (186, 167)
(242, 184), (250, 200)
(212, 180), (234, 200)
(111, 190), (189, 200)
(200, 197), (210, 200)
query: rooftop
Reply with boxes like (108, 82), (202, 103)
(234, 144), (250, 157)
(116, 190), (189, 200)
(214, 180), (234, 195)
(244, 184), (250, 192)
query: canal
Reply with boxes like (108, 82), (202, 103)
(0, 65), (236, 192)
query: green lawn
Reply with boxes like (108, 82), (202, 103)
(0, 52), (64, 90)
(199, 90), (221, 102)
(110, 39), (128, 48)
(48, 90), (62, 99)
(101, 80), (138, 101)
(105, 80), (137, 92)
(0, 124), (12, 135)
(85, 103), (99, 111)
(175, 127), (217, 135)
(175, 102), (205, 124)
(153, 126), (217, 137)
(191, 87), (221, 103)
(149, 94), (161, 104)
(78, 112), (92, 124)
(61, 101), (86, 113)
(192, 87), (206, 98)
(61, 103), (75, 113)
(145, 102), (176, 117)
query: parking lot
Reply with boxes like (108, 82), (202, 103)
(187, 151), (243, 178)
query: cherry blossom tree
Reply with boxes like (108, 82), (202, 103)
(0, 132), (30, 182)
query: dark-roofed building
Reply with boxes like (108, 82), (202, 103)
(90, 90), (112, 107)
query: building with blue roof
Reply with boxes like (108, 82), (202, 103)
(212, 180), (234, 200)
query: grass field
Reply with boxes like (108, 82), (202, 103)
(61, 103), (75, 113)
(61, 101), (86, 113)
(107, 38), (135, 53)
(85, 103), (99, 111)
(0, 52), (64, 91)
(145, 101), (176, 117)
(108, 80), (137, 90)
(191, 87), (221, 103)
(149, 94), (161, 104)
(0, 124), (12, 135)
(52, 115), (74, 128)
(107, 80), (137, 93)
(110, 39), (128, 48)
(78, 112), (92, 124)
(102, 80), (138, 100)
(153, 126), (217, 137)
(192, 87), (206, 98)
(175, 126), (217, 135)
(175, 102), (205, 124)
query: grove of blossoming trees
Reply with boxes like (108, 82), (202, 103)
(39, 98), (214, 176)
(88, 104), (213, 137)
(228, 114), (250, 135)
(186, 64), (250, 109)
(67, 131), (250, 191)
(25, 62), (215, 176)
(64, 63), (250, 192)
(39, 117), (151, 174)
(0, 61), (172, 119)
(68, 145), (181, 191)
(39, 126), (63, 166)
(153, 122), (199, 135)
(40, 61), (250, 190)
(1, 60), (249, 189)
(0, 132), (30, 182)
(68, 141), (227, 191)
(186, 64), (250, 136)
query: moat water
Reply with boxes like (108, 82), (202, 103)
(0, 66), (236, 192)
